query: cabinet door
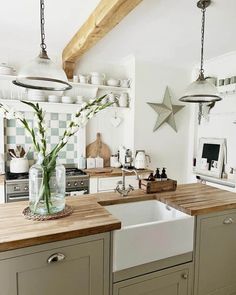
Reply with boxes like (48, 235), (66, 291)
(0, 239), (107, 295)
(195, 212), (236, 295)
(113, 267), (190, 295)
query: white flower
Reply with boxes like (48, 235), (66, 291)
(62, 135), (70, 144)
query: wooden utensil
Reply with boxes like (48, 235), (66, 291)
(86, 133), (111, 167)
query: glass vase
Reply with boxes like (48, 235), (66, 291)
(29, 159), (66, 215)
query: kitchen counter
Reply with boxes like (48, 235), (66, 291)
(1, 183), (236, 252)
(84, 167), (152, 178)
(0, 175), (4, 185)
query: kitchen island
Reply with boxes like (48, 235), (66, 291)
(1, 183), (236, 295)
(0, 183), (236, 251)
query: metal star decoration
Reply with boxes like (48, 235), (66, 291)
(147, 87), (185, 132)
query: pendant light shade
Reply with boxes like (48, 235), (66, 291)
(179, 75), (222, 103)
(179, 0), (222, 103)
(13, 53), (72, 91)
(13, 0), (71, 91)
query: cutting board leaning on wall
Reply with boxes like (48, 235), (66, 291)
(86, 133), (111, 167)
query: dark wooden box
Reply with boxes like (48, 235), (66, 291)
(140, 179), (177, 194)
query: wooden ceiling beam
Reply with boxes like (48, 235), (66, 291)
(63, 0), (143, 78)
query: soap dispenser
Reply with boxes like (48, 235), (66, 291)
(154, 168), (161, 181)
(161, 168), (167, 181)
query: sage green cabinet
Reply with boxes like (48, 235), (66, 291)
(194, 210), (236, 295)
(0, 233), (110, 295)
(113, 264), (192, 295)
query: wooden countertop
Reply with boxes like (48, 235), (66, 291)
(84, 167), (152, 178)
(0, 175), (4, 185)
(0, 196), (121, 252)
(1, 183), (236, 252)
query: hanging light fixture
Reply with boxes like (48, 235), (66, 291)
(179, 0), (222, 103)
(13, 0), (72, 91)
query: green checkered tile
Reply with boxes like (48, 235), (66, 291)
(59, 121), (67, 128)
(5, 112), (78, 165)
(51, 128), (59, 136)
(16, 127), (25, 136)
(51, 113), (58, 120)
(7, 120), (15, 127)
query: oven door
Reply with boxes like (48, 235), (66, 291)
(6, 193), (29, 203)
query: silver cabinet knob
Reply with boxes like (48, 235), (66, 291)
(47, 253), (65, 264)
(182, 273), (188, 280)
(223, 217), (234, 224)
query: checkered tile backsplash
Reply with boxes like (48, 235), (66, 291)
(5, 112), (77, 166)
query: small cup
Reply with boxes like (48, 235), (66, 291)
(230, 76), (236, 84)
(224, 78), (231, 85)
(218, 79), (224, 86)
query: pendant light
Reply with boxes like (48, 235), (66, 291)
(13, 0), (72, 91)
(179, 0), (222, 103)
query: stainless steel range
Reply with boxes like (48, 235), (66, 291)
(5, 167), (89, 203)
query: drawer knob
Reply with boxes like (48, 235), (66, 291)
(47, 253), (65, 264)
(182, 273), (188, 280)
(223, 217), (234, 225)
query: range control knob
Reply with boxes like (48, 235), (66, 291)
(74, 182), (78, 186)
(67, 182), (71, 187)
(80, 181), (84, 185)
(24, 186), (29, 191)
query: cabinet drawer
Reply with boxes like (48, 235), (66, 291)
(113, 265), (191, 295)
(0, 239), (106, 295)
(195, 212), (236, 295)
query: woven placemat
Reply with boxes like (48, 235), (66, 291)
(23, 204), (73, 221)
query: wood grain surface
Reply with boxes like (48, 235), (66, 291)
(0, 196), (121, 252)
(84, 167), (152, 178)
(86, 133), (111, 167)
(1, 183), (236, 252)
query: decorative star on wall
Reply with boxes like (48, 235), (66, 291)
(147, 87), (185, 132)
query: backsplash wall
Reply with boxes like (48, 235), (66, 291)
(4, 112), (77, 167)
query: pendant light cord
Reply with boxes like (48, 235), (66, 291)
(40, 0), (47, 53)
(199, 6), (206, 78)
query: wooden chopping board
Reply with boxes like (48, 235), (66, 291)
(86, 133), (111, 167)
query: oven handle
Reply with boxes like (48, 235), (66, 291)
(8, 196), (29, 202)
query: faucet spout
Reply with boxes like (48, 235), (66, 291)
(114, 168), (139, 197)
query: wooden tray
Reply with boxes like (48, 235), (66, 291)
(140, 179), (177, 194)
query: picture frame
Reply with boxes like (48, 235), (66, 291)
(195, 137), (227, 179)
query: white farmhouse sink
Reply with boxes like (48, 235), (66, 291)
(105, 200), (194, 272)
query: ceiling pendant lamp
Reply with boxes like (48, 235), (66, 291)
(13, 0), (72, 91)
(179, 0), (222, 103)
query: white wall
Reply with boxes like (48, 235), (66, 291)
(134, 59), (192, 183)
(192, 51), (236, 174)
(75, 56), (136, 154)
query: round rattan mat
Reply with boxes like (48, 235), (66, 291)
(22, 204), (73, 221)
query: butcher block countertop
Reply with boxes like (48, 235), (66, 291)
(0, 183), (236, 252)
(84, 167), (152, 178)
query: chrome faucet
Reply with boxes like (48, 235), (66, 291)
(115, 168), (140, 197)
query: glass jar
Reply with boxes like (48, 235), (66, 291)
(29, 160), (65, 215)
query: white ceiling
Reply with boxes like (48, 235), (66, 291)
(1, 0), (236, 69)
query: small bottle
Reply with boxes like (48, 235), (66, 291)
(148, 172), (155, 181)
(161, 168), (167, 181)
(154, 168), (161, 181)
